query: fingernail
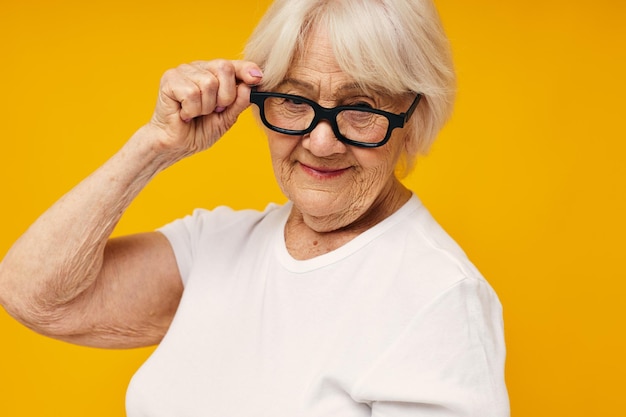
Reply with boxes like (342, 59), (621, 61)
(249, 69), (263, 78)
(215, 106), (226, 113)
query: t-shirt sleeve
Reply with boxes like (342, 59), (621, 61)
(157, 205), (280, 287)
(158, 206), (248, 286)
(352, 278), (510, 417)
(157, 209), (209, 286)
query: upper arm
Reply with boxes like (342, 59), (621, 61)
(54, 231), (184, 349)
(354, 279), (509, 417)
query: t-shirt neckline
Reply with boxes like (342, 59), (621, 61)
(274, 194), (422, 273)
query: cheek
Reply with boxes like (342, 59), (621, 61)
(354, 143), (403, 176)
(346, 150), (397, 202)
(266, 129), (289, 164)
(267, 134), (298, 190)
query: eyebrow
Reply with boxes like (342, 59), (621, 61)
(277, 78), (365, 95)
(276, 78), (312, 90)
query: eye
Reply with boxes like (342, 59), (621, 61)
(345, 99), (375, 109)
(278, 96), (311, 116)
(283, 96), (308, 108)
(286, 97), (306, 106)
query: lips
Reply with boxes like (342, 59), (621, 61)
(299, 162), (351, 179)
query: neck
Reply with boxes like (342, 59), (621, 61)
(284, 179), (411, 260)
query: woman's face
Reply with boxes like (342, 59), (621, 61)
(264, 28), (412, 233)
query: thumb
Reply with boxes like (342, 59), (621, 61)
(221, 83), (253, 124)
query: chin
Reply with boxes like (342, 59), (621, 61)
(290, 188), (363, 224)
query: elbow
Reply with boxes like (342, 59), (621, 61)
(0, 260), (71, 337)
(0, 259), (14, 315)
(1, 295), (78, 340)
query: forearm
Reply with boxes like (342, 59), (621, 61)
(0, 126), (168, 329)
(0, 59), (263, 337)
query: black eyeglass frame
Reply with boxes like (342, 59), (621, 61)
(250, 88), (422, 148)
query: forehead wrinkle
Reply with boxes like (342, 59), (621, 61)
(278, 77), (367, 98)
(277, 75), (399, 111)
(285, 28), (369, 100)
(277, 78), (314, 91)
(336, 82), (365, 93)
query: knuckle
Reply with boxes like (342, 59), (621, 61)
(182, 85), (201, 102)
(178, 63), (194, 72)
(160, 68), (178, 84)
(200, 75), (219, 91)
(190, 59), (210, 68)
(214, 59), (235, 76)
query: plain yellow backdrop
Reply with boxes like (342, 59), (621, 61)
(1, 0), (625, 416)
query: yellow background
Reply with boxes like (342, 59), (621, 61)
(1, 0), (624, 415)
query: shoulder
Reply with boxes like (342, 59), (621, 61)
(158, 202), (289, 253)
(377, 195), (486, 295)
(352, 199), (509, 413)
(160, 203), (285, 237)
(156, 203), (288, 285)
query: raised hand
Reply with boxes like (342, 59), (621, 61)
(146, 60), (263, 164)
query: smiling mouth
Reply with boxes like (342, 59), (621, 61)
(299, 162), (351, 179)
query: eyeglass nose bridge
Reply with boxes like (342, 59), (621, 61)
(302, 103), (347, 143)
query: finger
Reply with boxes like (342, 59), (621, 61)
(163, 60), (263, 122)
(211, 60), (237, 112)
(196, 83), (252, 137)
(189, 60), (262, 114)
(219, 82), (253, 124)
(231, 60), (264, 86)
(210, 60), (262, 113)
(158, 68), (204, 122)
(192, 60), (263, 87)
(177, 63), (219, 118)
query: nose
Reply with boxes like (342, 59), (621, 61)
(302, 120), (347, 157)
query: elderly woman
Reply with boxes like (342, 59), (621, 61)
(0, 0), (509, 416)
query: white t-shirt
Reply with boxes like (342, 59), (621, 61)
(126, 195), (509, 417)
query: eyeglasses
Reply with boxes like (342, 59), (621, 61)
(249, 88), (422, 148)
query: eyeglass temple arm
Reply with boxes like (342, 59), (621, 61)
(403, 93), (422, 121)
